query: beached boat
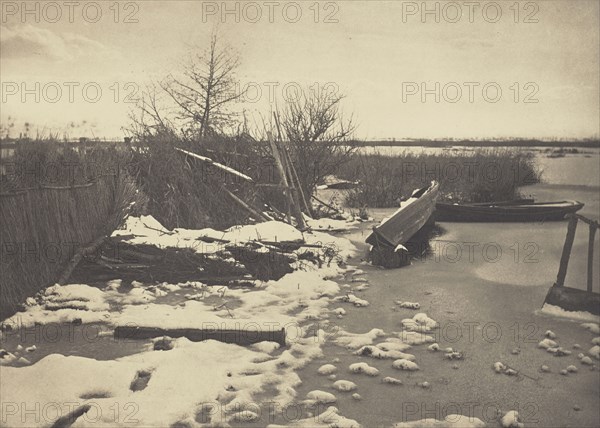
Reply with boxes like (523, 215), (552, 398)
(435, 200), (584, 222)
(366, 181), (439, 248)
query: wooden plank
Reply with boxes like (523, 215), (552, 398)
(575, 214), (600, 228)
(555, 215), (578, 287)
(114, 326), (286, 346)
(588, 222), (597, 292)
(175, 147), (254, 182)
(544, 284), (600, 315)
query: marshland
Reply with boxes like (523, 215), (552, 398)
(1, 2), (600, 427)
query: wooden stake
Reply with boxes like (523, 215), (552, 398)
(58, 235), (107, 285)
(268, 133), (292, 224)
(282, 144), (312, 218)
(221, 185), (269, 222)
(555, 215), (578, 287)
(278, 142), (308, 230)
(588, 222), (597, 292)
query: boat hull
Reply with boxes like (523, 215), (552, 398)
(366, 181), (439, 247)
(435, 201), (584, 222)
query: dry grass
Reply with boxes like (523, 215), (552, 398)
(340, 148), (541, 207)
(0, 142), (143, 317)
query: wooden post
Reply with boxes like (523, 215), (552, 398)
(555, 215), (578, 287)
(221, 185), (270, 222)
(268, 134), (292, 224)
(587, 222), (598, 292)
(283, 145), (313, 218)
(279, 144), (308, 230)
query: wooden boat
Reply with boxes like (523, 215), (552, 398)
(435, 200), (584, 222)
(366, 181), (439, 248)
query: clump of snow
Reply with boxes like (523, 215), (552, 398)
(567, 365), (578, 373)
(306, 390), (337, 404)
(393, 414), (485, 427)
(349, 362), (379, 376)
(230, 410), (260, 422)
(1, 283), (114, 329)
(545, 330), (556, 339)
(376, 340), (412, 352)
(501, 410), (524, 428)
(494, 362), (507, 373)
(560, 369), (568, 375)
(428, 343), (440, 352)
(540, 304), (600, 322)
(401, 313), (438, 332)
(352, 393), (362, 400)
(547, 347), (571, 356)
(592, 337), (600, 345)
(250, 342), (280, 354)
(0, 350), (17, 366)
(396, 301), (420, 309)
(418, 381), (430, 388)
(113, 216), (358, 261)
(104, 279), (122, 291)
(270, 406), (359, 427)
(334, 328), (386, 349)
(395, 330), (435, 345)
(540, 365), (550, 373)
(392, 359), (419, 371)
(333, 380), (357, 392)
(354, 345), (415, 361)
(334, 308), (346, 316)
(538, 338), (558, 349)
(318, 364), (337, 375)
(444, 351), (463, 360)
(382, 376), (403, 385)
(334, 293), (369, 307)
(582, 323), (600, 334)
(589, 345), (600, 360)
(581, 356), (594, 365)
(16, 357), (31, 366)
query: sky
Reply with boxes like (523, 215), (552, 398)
(1, 0), (599, 140)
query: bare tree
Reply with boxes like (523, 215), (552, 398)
(127, 83), (175, 139)
(162, 31), (242, 138)
(280, 91), (357, 198)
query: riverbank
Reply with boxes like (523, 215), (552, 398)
(288, 181), (599, 427)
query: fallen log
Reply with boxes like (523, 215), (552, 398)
(57, 235), (107, 285)
(114, 326), (286, 347)
(544, 284), (600, 315)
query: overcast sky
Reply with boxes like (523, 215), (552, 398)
(1, 0), (599, 140)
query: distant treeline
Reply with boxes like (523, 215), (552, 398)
(344, 139), (600, 148)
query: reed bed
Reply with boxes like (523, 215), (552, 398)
(340, 148), (541, 208)
(0, 142), (142, 317)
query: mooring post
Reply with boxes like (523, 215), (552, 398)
(588, 221), (598, 292)
(555, 215), (578, 287)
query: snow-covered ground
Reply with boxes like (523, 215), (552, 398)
(2, 181), (599, 427)
(1, 217), (364, 427)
